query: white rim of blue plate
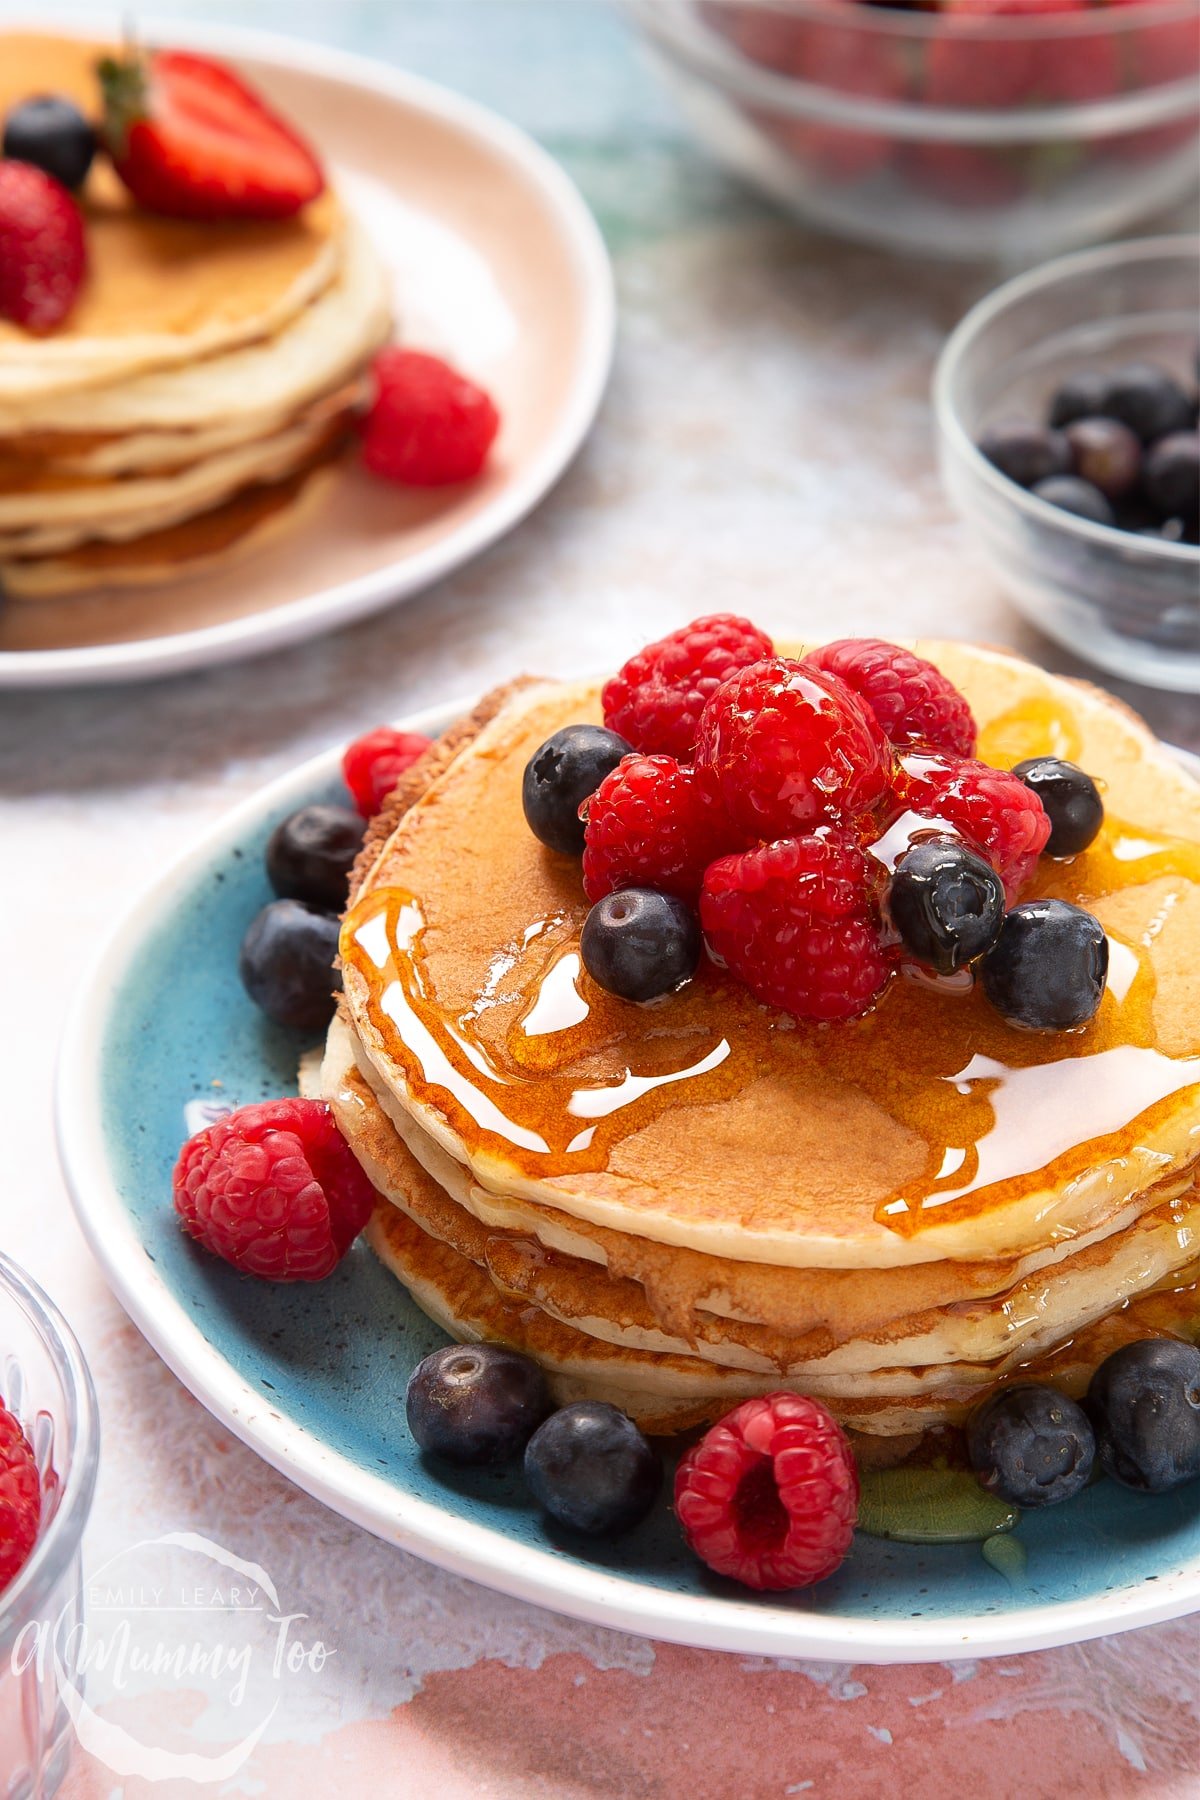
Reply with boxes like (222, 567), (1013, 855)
(55, 703), (1200, 1662)
(0, 14), (615, 691)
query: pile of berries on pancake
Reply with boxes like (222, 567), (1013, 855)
(523, 617), (1110, 1033)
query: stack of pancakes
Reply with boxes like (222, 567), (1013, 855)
(321, 642), (1200, 1438)
(0, 34), (391, 598)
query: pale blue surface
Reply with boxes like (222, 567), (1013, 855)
(95, 755), (1200, 1628)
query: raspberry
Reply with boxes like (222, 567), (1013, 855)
(700, 830), (895, 1021)
(0, 1404), (41, 1595)
(343, 726), (434, 818)
(0, 162), (86, 333)
(582, 754), (740, 903)
(173, 1098), (375, 1281)
(602, 615), (775, 762)
(900, 751), (1051, 902)
(674, 1393), (859, 1591)
(695, 658), (894, 842)
(805, 639), (977, 759)
(360, 348), (499, 487)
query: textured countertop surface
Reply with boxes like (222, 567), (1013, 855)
(1, 1), (1197, 1795)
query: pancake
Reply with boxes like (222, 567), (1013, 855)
(365, 1196), (1200, 1437)
(0, 410), (350, 553)
(341, 1002), (1193, 1340)
(0, 35), (343, 403)
(0, 451), (339, 598)
(338, 646), (1200, 1272)
(0, 217), (391, 446)
(326, 1015), (1200, 1382)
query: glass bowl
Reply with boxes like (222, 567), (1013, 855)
(934, 234), (1199, 692)
(624, 0), (1200, 260)
(0, 1257), (99, 1800)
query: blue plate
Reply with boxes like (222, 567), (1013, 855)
(56, 704), (1200, 1660)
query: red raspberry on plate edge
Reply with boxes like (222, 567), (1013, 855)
(0, 1404), (41, 1595)
(900, 751), (1050, 902)
(701, 830), (895, 1022)
(0, 161), (86, 333)
(343, 726), (434, 818)
(805, 638), (977, 760)
(675, 1393), (859, 1592)
(602, 614), (775, 762)
(582, 754), (742, 904)
(361, 348), (500, 487)
(695, 657), (895, 842)
(173, 1098), (375, 1282)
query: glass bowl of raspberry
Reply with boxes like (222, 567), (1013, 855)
(0, 1255), (99, 1797)
(935, 233), (1199, 691)
(624, 0), (1200, 260)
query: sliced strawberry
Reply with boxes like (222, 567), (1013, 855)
(99, 49), (325, 221)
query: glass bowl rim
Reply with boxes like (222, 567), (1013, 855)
(933, 231), (1200, 576)
(0, 1254), (100, 1641)
(660, 0), (1200, 39)
(626, 0), (1200, 139)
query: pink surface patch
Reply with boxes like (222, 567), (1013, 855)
(58, 1624), (1200, 1799)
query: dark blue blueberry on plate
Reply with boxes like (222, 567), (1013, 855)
(1063, 416), (1141, 503)
(888, 837), (1004, 976)
(406, 1343), (553, 1466)
(1030, 474), (1114, 527)
(238, 898), (341, 1033)
(1101, 362), (1194, 444)
(265, 803), (365, 912)
(1011, 758), (1104, 857)
(1087, 1339), (1200, 1494)
(522, 724), (631, 855)
(978, 419), (1071, 489)
(581, 887), (700, 1001)
(524, 1400), (662, 1535)
(980, 898), (1108, 1032)
(3, 94), (96, 188)
(967, 1384), (1095, 1508)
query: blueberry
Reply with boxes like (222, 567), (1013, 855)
(978, 419), (1072, 489)
(1011, 758), (1104, 857)
(1142, 431), (1199, 524)
(1102, 362), (1194, 444)
(3, 95), (96, 189)
(406, 1343), (552, 1466)
(1031, 475), (1115, 527)
(522, 725), (631, 855)
(581, 888), (701, 1001)
(980, 898), (1108, 1032)
(967, 1384), (1095, 1508)
(524, 1401), (661, 1535)
(1063, 416), (1142, 502)
(238, 899), (341, 1032)
(265, 804), (364, 912)
(888, 837), (1004, 976)
(1048, 370), (1112, 430)
(1087, 1339), (1200, 1494)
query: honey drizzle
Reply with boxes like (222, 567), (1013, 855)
(342, 701), (1200, 1239)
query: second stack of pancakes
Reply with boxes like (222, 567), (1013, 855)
(322, 643), (1200, 1438)
(0, 33), (391, 599)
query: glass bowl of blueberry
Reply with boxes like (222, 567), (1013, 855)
(625, 0), (1200, 261)
(935, 234), (1199, 692)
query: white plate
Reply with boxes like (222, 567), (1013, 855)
(0, 16), (614, 687)
(55, 702), (1200, 1662)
